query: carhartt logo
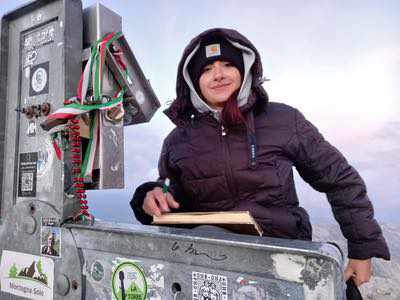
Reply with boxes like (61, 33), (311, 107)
(205, 44), (221, 58)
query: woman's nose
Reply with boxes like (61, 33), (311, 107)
(212, 64), (224, 80)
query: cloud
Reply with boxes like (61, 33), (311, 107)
(267, 45), (400, 124)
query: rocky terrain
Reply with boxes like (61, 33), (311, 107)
(313, 223), (399, 299)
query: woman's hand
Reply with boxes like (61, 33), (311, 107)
(143, 187), (180, 217)
(344, 258), (372, 286)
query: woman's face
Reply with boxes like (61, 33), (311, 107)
(199, 60), (241, 110)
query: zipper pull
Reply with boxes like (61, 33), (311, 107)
(190, 114), (195, 126)
(221, 125), (227, 136)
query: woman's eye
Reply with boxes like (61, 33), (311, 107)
(203, 65), (212, 72)
(222, 61), (233, 67)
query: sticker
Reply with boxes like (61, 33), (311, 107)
(90, 261), (104, 282)
(25, 67), (31, 79)
(31, 12), (42, 24)
(0, 250), (54, 300)
(135, 90), (145, 105)
(27, 120), (37, 137)
(18, 152), (37, 197)
(233, 276), (263, 299)
(233, 284), (266, 299)
(30, 62), (49, 96)
(127, 74), (133, 85)
(112, 261), (147, 300)
(24, 25), (55, 51)
(147, 264), (164, 299)
(24, 50), (38, 68)
(192, 271), (228, 300)
(236, 276), (257, 285)
(37, 138), (54, 177)
(40, 218), (61, 258)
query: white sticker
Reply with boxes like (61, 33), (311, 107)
(192, 271), (228, 300)
(31, 67), (48, 93)
(135, 90), (145, 105)
(24, 50), (38, 68)
(0, 250), (54, 300)
(31, 12), (42, 24)
(127, 74), (133, 85)
(25, 67), (31, 79)
(24, 25), (55, 51)
(148, 264), (165, 299)
(27, 121), (37, 137)
(37, 138), (54, 177)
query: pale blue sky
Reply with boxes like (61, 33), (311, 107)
(1, 1), (399, 223)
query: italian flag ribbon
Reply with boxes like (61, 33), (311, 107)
(46, 89), (124, 177)
(42, 31), (127, 178)
(77, 31), (124, 103)
(45, 91), (124, 121)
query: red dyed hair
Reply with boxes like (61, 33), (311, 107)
(221, 90), (245, 128)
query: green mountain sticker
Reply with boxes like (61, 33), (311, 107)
(0, 250), (54, 300)
(8, 259), (49, 286)
(112, 261), (147, 300)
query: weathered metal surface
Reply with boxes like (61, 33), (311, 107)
(0, 200), (82, 299)
(83, 3), (122, 48)
(0, 206), (345, 299)
(0, 0), (82, 220)
(115, 34), (161, 126)
(67, 221), (345, 299)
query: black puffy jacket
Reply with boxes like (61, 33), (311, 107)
(131, 28), (390, 260)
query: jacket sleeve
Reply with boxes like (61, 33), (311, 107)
(287, 108), (390, 260)
(130, 135), (187, 225)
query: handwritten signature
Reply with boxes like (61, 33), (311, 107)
(171, 241), (227, 261)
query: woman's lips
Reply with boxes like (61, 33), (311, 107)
(211, 83), (230, 90)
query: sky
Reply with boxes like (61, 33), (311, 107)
(1, 1), (399, 224)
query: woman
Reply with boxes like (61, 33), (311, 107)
(130, 28), (390, 286)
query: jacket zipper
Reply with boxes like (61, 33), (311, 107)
(220, 125), (239, 202)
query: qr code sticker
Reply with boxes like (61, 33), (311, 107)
(21, 172), (34, 191)
(192, 271), (228, 300)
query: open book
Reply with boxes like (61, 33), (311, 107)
(152, 211), (263, 236)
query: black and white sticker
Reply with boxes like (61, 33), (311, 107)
(26, 120), (37, 137)
(18, 152), (37, 197)
(23, 50), (38, 68)
(23, 25), (55, 51)
(29, 62), (49, 96)
(192, 271), (228, 300)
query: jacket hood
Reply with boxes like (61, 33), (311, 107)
(165, 28), (269, 125)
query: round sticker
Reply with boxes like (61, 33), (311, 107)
(31, 67), (48, 93)
(90, 261), (104, 282)
(37, 138), (54, 176)
(111, 262), (147, 300)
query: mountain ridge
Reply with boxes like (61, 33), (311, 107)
(313, 223), (399, 299)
